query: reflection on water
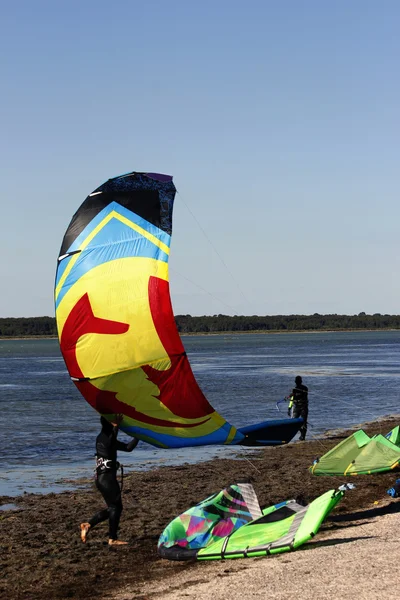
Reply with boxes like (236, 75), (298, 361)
(1, 331), (400, 496)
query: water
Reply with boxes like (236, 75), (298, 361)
(0, 503), (19, 511)
(1, 331), (400, 497)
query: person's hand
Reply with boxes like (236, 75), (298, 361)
(113, 413), (124, 426)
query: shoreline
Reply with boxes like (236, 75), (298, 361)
(3, 412), (399, 501)
(2, 415), (400, 599)
(1, 328), (400, 341)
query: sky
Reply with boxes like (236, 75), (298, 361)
(1, 0), (399, 317)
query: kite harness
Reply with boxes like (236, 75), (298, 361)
(95, 456), (125, 491)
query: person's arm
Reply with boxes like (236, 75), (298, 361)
(105, 425), (119, 442)
(111, 414), (138, 451)
(117, 437), (139, 452)
(108, 414), (124, 440)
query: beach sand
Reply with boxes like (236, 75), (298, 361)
(1, 417), (400, 600)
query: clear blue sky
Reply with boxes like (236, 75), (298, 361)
(1, 0), (399, 317)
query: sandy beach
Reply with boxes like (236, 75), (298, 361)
(118, 506), (400, 600)
(2, 416), (400, 600)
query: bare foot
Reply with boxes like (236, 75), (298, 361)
(80, 523), (91, 543)
(108, 539), (128, 546)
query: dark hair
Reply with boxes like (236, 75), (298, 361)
(295, 375), (302, 384)
(100, 416), (113, 433)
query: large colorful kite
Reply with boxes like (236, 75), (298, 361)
(55, 171), (302, 448)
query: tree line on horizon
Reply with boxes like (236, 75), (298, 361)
(0, 312), (400, 337)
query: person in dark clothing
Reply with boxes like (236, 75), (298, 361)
(288, 375), (308, 441)
(80, 414), (138, 546)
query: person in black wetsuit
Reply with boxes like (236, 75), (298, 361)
(80, 414), (138, 546)
(289, 375), (309, 441)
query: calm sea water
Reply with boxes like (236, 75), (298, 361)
(1, 331), (400, 497)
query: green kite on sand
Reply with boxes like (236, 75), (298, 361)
(158, 482), (347, 561)
(310, 426), (400, 476)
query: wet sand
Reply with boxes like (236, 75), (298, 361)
(1, 416), (400, 600)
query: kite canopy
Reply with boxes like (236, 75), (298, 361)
(158, 483), (344, 561)
(310, 427), (400, 476)
(55, 171), (303, 448)
(386, 425), (400, 446)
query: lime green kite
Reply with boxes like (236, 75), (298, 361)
(310, 426), (400, 476)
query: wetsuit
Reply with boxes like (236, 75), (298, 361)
(88, 424), (138, 540)
(291, 383), (308, 441)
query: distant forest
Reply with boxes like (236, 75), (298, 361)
(1, 313), (400, 337)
